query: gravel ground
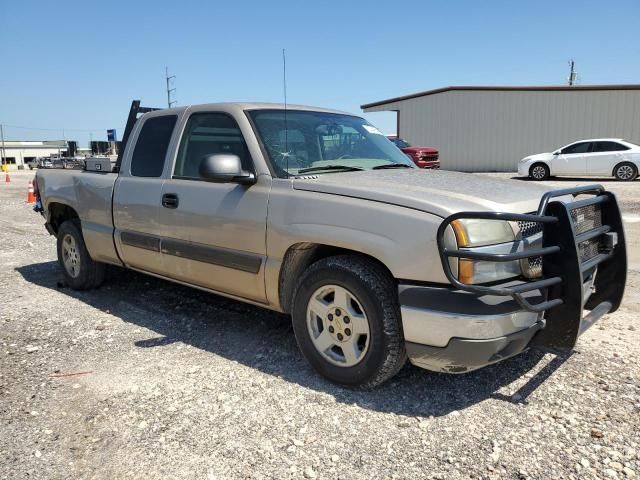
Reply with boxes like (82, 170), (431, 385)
(1, 170), (639, 480)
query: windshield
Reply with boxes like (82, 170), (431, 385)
(248, 110), (415, 177)
(390, 138), (410, 148)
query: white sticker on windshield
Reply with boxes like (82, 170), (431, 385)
(363, 124), (383, 135)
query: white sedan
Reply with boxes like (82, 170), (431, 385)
(518, 138), (640, 181)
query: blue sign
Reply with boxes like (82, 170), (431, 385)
(107, 129), (117, 142)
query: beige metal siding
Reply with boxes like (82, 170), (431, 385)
(365, 89), (640, 172)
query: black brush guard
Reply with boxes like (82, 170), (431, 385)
(436, 184), (627, 351)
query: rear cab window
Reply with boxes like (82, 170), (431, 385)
(130, 115), (178, 177)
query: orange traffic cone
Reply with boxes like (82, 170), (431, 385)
(27, 180), (36, 203)
(4, 173), (10, 183)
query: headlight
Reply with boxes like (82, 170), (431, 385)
(450, 219), (514, 247)
(450, 219), (520, 284)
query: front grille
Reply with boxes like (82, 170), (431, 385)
(579, 238), (600, 261)
(517, 203), (604, 275)
(571, 204), (603, 262)
(517, 220), (543, 238)
(571, 204), (602, 235)
(517, 218), (544, 278)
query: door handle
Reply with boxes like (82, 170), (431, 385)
(162, 193), (179, 209)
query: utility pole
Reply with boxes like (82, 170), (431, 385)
(568, 59), (577, 86)
(165, 66), (176, 108)
(0, 124), (6, 171)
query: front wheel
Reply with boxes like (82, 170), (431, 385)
(529, 163), (550, 181)
(613, 162), (638, 181)
(56, 220), (105, 290)
(292, 255), (406, 389)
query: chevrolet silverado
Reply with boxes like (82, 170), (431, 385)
(34, 100), (627, 388)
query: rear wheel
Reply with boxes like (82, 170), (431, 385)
(292, 255), (406, 388)
(613, 162), (637, 181)
(56, 220), (105, 290)
(529, 163), (550, 181)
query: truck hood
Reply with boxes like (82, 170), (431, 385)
(293, 169), (552, 217)
(401, 147), (438, 154)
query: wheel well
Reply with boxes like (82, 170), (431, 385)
(612, 161), (637, 176)
(530, 162), (549, 172)
(278, 243), (395, 314)
(48, 203), (79, 235)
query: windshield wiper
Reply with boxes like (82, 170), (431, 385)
(372, 164), (413, 170)
(298, 165), (365, 174)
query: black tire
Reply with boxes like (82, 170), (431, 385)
(613, 162), (638, 181)
(529, 163), (550, 181)
(291, 255), (406, 389)
(56, 220), (105, 290)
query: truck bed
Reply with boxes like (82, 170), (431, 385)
(36, 169), (121, 265)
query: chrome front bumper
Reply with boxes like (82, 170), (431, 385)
(399, 284), (544, 373)
(399, 278), (597, 373)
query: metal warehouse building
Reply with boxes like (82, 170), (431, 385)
(361, 84), (640, 172)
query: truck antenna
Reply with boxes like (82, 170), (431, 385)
(282, 48), (289, 175)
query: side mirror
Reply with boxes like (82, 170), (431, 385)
(552, 150), (560, 155)
(199, 154), (256, 185)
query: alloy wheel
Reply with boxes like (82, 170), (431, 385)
(306, 284), (370, 367)
(616, 164), (635, 180)
(532, 165), (547, 180)
(61, 234), (81, 278)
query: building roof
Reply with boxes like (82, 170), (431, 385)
(361, 84), (640, 110)
(1, 140), (66, 148)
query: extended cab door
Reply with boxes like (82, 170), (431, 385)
(552, 141), (592, 175)
(113, 112), (180, 274)
(155, 110), (271, 303)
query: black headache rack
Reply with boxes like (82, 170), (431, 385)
(112, 100), (162, 173)
(436, 184), (627, 351)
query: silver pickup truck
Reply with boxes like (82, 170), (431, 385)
(35, 100), (627, 388)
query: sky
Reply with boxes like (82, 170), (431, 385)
(1, 0), (639, 147)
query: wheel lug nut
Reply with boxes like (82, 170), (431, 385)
(328, 326), (335, 333)
(337, 333), (343, 341)
(343, 316), (350, 324)
(345, 328), (351, 336)
(335, 309), (341, 316)
(328, 314), (333, 321)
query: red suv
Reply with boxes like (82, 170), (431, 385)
(387, 136), (439, 169)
